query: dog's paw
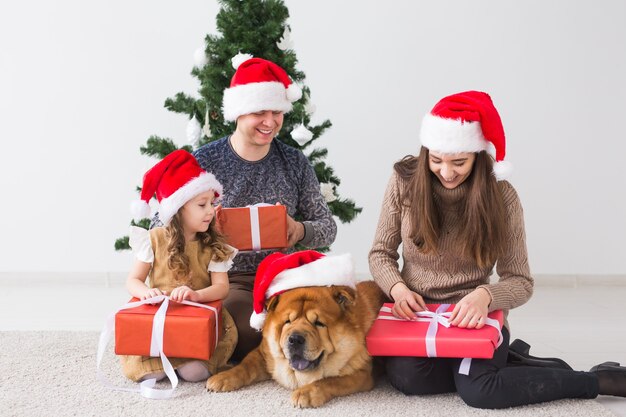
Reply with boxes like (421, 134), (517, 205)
(291, 385), (330, 408)
(206, 372), (242, 392)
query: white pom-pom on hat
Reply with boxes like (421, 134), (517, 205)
(493, 160), (513, 181)
(231, 52), (253, 70)
(249, 310), (267, 331)
(286, 83), (302, 102)
(130, 200), (151, 221)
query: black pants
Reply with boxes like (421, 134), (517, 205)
(385, 328), (599, 409)
(224, 272), (262, 362)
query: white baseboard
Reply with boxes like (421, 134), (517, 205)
(0, 272), (127, 287)
(355, 273), (626, 287)
(2, 272), (626, 287)
(532, 274), (626, 287)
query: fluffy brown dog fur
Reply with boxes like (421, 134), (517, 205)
(206, 281), (384, 408)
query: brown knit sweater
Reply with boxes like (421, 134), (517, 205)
(369, 171), (533, 326)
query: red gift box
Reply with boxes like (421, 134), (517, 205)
(114, 298), (222, 361)
(366, 303), (503, 359)
(215, 204), (288, 251)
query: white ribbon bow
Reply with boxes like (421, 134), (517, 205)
(377, 304), (503, 375)
(96, 295), (218, 399)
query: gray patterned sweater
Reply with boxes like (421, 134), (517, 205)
(192, 136), (337, 273)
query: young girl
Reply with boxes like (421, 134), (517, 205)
(123, 149), (238, 383)
(369, 91), (626, 408)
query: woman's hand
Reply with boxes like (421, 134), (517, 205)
(141, 288), (167, 303)
(449, 288), (492, 329)
(169, 286), (200, 303)
(389, 282), (428, 320)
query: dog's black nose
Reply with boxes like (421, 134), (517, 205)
(288, 333), (305, 347)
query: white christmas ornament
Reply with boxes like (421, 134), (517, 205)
(187, 116), (203, 144)
(320, 183), (337, 203)
(304, 99), (316, 116)
(290, 123), (313, 146)
(231, 52), (253, 69)
(276, 27), (294, 51)
(203, 108), (211, 138)
(194, 46), (208, 68)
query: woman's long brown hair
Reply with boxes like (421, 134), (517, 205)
(394, 147), (507, 268)
(165, 212), (234, 282)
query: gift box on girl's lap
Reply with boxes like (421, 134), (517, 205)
(115, 299), (222, 361)
(215, 204), (288, 251)
(366, 303), (504, 359)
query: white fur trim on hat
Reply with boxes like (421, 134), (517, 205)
(223, 81), (294, 122)
(130, 200), (151, 221)
(266, 253), (355, 297)
(493, 160), (513, 181)
(420, 113), (491, 155)
(158, 172), (223, 225)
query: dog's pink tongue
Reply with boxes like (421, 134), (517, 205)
(290, 357), (310, 371)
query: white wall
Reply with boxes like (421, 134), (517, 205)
(1, 0), (624, 277)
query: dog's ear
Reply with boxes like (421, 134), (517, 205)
(333, 286), (356, 310)
(266, 294), (280, 313)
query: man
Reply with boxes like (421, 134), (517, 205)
(193, 57), (337, 361)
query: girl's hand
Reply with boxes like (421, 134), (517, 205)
(169, 286), (199, 303)
(449, 288), (491, 329)
(389, 282), (428, 320)
(141, 288), (167, 304)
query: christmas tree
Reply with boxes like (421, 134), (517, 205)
(116, 0), (361, 250)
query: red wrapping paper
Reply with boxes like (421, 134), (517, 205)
(115, 299), (222, 361)
(215, 205), (288, 251)
(366, 303), (504, 359)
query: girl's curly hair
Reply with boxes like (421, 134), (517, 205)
(165, 211), (234, 283)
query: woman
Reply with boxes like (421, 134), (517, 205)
(369, 91), (626, 408)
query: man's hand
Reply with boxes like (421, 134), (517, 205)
(276, 202), (305, 247)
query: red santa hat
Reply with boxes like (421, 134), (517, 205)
(420, 91), (512, 180)
(130, 149), (222, 225)
(222, 56), (302, 122)
(250, 250), (357, 330)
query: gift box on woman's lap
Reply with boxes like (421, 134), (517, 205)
(366, 303), (504, 359)
(215, 204), (288, 251)
(115, 299), (222, 361)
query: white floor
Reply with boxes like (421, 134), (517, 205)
(2, 278), (626, 416)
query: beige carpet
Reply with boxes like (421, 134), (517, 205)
(1, 331), (615, 417)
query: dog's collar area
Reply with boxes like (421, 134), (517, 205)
(289, 352), (324, 371)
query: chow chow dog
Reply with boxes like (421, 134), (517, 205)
(206, 281), (384, 408)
